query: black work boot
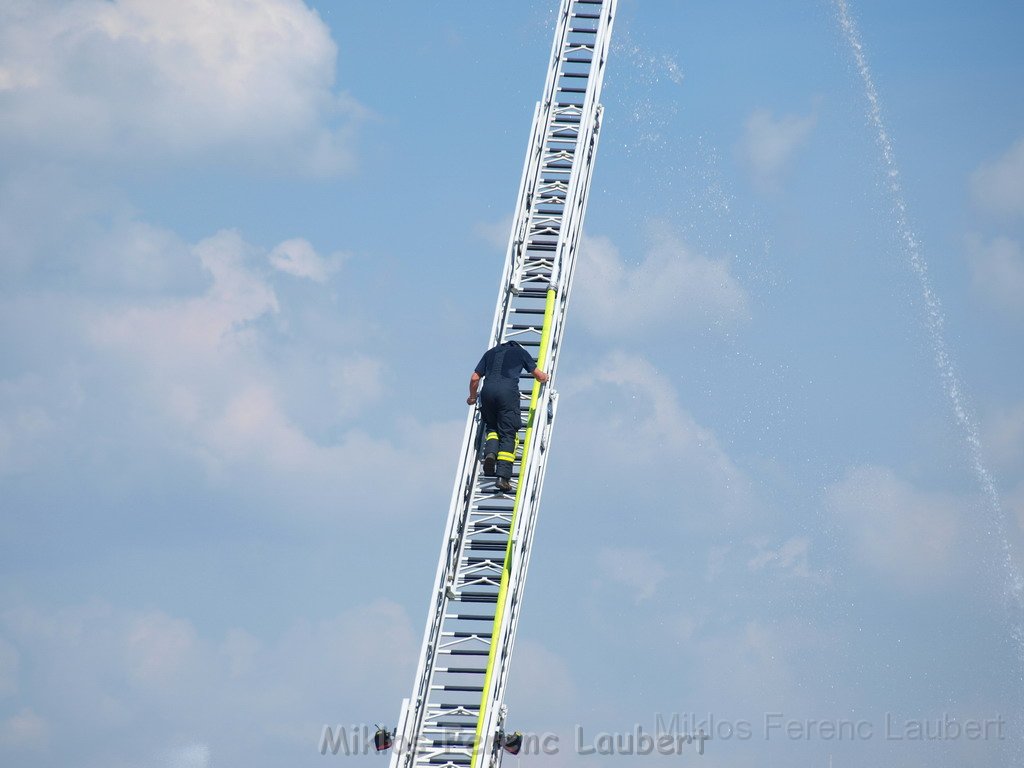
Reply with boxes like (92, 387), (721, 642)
(495, 477), (512, 493)
(483, 453), (496, 477)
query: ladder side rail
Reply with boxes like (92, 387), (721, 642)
(471, 2), (618, 761)
(475, 111), (599, 748)
(471, 291), (561, 768)
(393, 3), (616, 766)
(516, 105), (557, 297)
(547, 0), (615, 293)
(392, 698), (412, 767)
(483, 82), (613, 758)
(496, 0), (572, 329)
(474, 14), (615, 756)
(390, 408), (482, 768)
(488, 392), (565, 768)
(490, 101), (544, 346)
(540, 0), (613, 359)
(546, 105), (605, 382)
(509, 0), (576, 295)
(470, 384), (554, 768)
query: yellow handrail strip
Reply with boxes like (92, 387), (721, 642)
(470, 288), (556, 766)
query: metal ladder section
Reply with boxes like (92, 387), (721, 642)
(389, 3), (616, 768)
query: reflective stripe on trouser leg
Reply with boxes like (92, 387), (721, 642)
(495, 434), (519, 480)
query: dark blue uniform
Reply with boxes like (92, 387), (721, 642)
(475, 341), (537, 480)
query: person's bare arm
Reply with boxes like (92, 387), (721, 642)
(532, 368), (549, 383)
(467, 372), (482, 405)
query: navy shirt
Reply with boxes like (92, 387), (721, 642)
(475, 342), (537, 381)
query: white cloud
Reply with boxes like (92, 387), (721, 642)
(268, 238), (339, 283)
(330, 356), (386, 418)
(689, 619), (828, 716)
(966, 235), (1024, 319)
(560, 351), (754, 527)
(0, 167), (203, 289)
(0, 0), (364, 173)
(85, 227), (458, 515)
(1, 206), (459, 516)
(0, 708), (47, 749)
(474, 216), (514, 250)
(125, 612), (199, 687)
(0, 599), (416, 766)
(739, 107), (817, 189)
(574, 229), (749, 337)
(825, 465), (960, 590)
(970, 137), (1024, 216)
(747, 536), (813, 579)
(597, 546), (669, 601)
(90, 229), (280, 405)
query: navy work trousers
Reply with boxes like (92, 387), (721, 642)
(480, 381), (521, 480)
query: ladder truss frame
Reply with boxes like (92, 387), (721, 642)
(390, 4), (616, 768)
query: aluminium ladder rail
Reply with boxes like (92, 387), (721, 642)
(389, 3), (616, 768)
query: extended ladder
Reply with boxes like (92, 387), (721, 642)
(389, 3), (616, 768)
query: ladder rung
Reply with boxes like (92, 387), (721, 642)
(446, 614), (497, 626)
(453, 592), (498, 603)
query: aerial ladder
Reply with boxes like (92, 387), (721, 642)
(386, 3), (616, 767)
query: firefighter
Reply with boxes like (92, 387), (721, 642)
(467, 340), (548, 492)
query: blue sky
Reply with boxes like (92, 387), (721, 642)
(2, 1), (1024, 766)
